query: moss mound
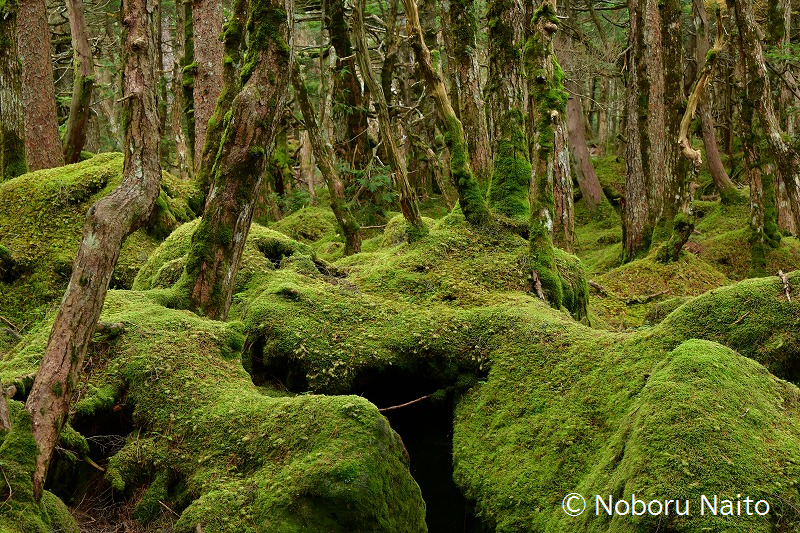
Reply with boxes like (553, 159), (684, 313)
(0, 154), (199, 335)
(0, 291), (426, 531)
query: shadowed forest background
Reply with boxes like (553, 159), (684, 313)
(3, 0), (800, 531)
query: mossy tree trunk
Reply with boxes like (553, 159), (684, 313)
(25, 0), (161, 500)
(191, 0), (224, 175)
(731, 0), (800, 234)
(448, 0), (492, 188)
(196, 0), (248, 200)
(169, 0), (192, 178)
(0, 0), (28, 181)
(622, 0), (684, 261)
(352, 0), (425, 233)
(182, 2), (196, 166)
(324, 0), (370, 175)
(17, 0), (64, 171)
(401, 0), (489, 226)
(62, 0), (95, 165)
(291, 61), (362, 254)
(184, 0), (291, 320)
(485, 0), (530, 227)
(524, 0), (568, 304)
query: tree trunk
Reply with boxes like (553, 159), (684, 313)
(566, 81), (604, 211)
(485, 0), (530, 226)
(192, 0), (224, 174)
(184, 0), (290, 320)
(17, 0), (64, 170)
(291, 61), (362, 254)
(0, 1), (28, 181)
(324, 0), (370, 174)
(692, 0), (738, 204)
(62, 0), (95, 165)
(170, 0), (191, 178)
(182, 2), (196, 165)
(353, 0), (425, 233)
(25, 0), (161, 500)
(449, 0), (491, 188)
(732, 0), (800, 233)
(401, 0), (489, 226)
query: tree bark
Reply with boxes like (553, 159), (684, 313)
(352, 0), (425, 232)
(17, 0), (64, 170)
(401, 0), (489, 226)
(566, 81), (604, 211)
(0, 0), (28, 181)
(25, 0), (161, 500)
(448, 0), (491, 187)
(192, 0), (224, 174)
(62, 0), (95, 165)
(170, 0), (192, 178)
(184, 0), (290, 320)
(291, 61), (362, 254)
(731, 0), (800, 233)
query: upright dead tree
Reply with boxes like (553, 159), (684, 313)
(0, 0), (28, 181)
(183, 0), (291, 320)
(17, 0), (64, 170)
(291, 61), (362, 254)
(62, 0), (95, 164)
(352, 0), (425, 233)
(25, 0), (161, 500)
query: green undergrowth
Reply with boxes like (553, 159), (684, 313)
(0, 292), (426, 532)
(454, 272), (800, 532)
(0, 153), (199, 337)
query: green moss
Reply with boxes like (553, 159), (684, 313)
(0, 154), (198, 333)
(487, 110), (531, 221)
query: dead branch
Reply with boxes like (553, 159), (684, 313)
(378, 394), (431, 412)
(732, 310), (751, 325)
(588, 280), (609, 295)
(778, 270), (792, 302)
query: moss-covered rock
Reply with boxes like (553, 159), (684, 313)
(0, 154), (199, 336)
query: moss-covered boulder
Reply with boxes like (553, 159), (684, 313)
(0, 291), (426, 531)
(0, 154), (199, 336)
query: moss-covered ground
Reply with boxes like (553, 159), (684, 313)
(2, 156), (800, 531)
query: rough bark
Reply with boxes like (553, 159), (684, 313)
(449, 0), (491, 187)
(352, 0), (425, 232)
(566, 81), (604, 211)
(731, 0), (800, 233)
(485, 0), (530, 227)
(0, 0), (28, 181)
(184, 0), (291, 320)
(192, 0), (224, 174)
(62, 0), (95, 165)
(401, 0), (489, 226)
(291, 61), (362, 254)
(17, 0), (64, 170)
(170, 0), (192, 178)
(25, 0), (161, 500)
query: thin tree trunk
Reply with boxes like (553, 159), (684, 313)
(25, 0), (161, 500)
(192, 0), (224, 174)
(17, 0), (64, 170)
(352, 0), (425, 232)
(291, 61), (362, 254)
(401, 0), (489, 226)
(170, 0), (191, 177)
(62, 0), (95, 165)
(566, 81), (604, 211)
(732, 0), (800, 233)
(0, 1), (27, 181)
(184, 0), (290, 320)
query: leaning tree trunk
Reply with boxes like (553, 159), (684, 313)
(0, 0), (28, 181)
(25, 0), (161, 500)
(291, 61), (362, 254)
(184, 0), (291, 320)
(192, 0), (224, 175)
(17, 0), (64, 170)
(401, 0), (489, 226)
(62, 0), (95, 165)
(566, 80), (605, 212)
(352, 0), (425, 233)
(732, 0), (800, 233)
